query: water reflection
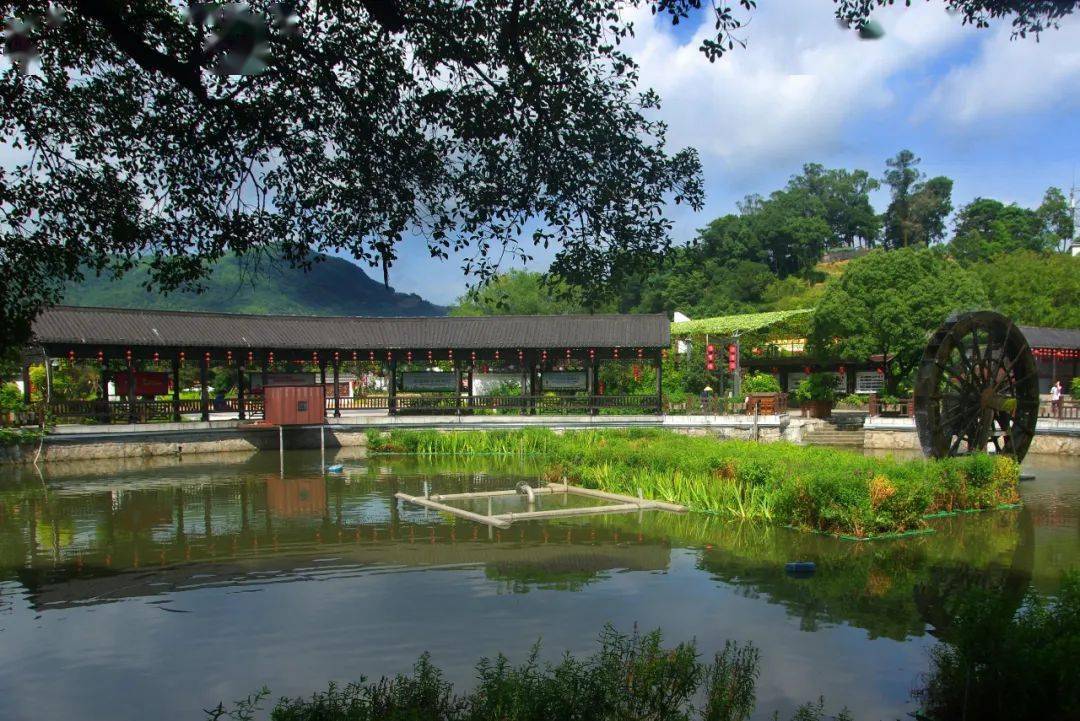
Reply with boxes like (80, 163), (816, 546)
(0, 449), (1075, 721)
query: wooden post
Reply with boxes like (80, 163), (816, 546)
(99, 355), (111, 423)
(199, 355), (210, 422)
(21, 363), (31, 405)
(236, 356), (246, 420)
(455, 361), (462, 416)
(586, 358), (594, 416)
(261, 354), (269, 389)
(332, 356), (341, 418)
(655, 349), (663, 415)
(466, 363), (474, 411)
(387, 359), (398, 415)
(520, 359), (529, 415)
(171, 354), (181, 422)
(319, 360), (327, 414)
(126, 358), (137, 424)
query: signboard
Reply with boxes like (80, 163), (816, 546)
(401, 371), (458, 392)
(114, 371), (171, 396)
(247, 372), (317, 394)
(541, 371), (587, 391)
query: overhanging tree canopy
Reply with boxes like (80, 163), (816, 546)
(2, 0), (1073, 350)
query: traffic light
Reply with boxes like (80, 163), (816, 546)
(705, 344), (715, 372)
(727, 344), (737, 371)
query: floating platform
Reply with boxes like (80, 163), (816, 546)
(395, 482), (686, 529)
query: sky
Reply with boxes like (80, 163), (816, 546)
(380, 0), (1080, 306)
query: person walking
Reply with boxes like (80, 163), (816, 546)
(1050, 380), (1063, 419)
(700, 385), (712, 414)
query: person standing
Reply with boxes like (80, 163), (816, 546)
(700, 385), (712, 414)
(1050, 380), (1063, 419)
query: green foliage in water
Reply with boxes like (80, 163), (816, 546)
(914, 571), (1080, 721)
(208, 625), (847, 721)
(367, 429), (1020, 538)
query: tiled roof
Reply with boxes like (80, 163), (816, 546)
(30, 306), (670, 351)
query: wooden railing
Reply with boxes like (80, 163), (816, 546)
(867, 396), (915, 418)
(43, 394), (663, 423)
(1039, 400), (1080, 420)
(663, 393), (788, 416)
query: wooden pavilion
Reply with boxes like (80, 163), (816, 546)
(23, 306), (670, 422)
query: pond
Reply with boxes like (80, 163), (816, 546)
(0, 448), (1076, 721)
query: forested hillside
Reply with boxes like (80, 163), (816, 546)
(452, 150), (1078, 330)
(64, 253), (446, 317)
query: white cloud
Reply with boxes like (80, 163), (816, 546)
(623, 1), (967, 176)
(920, 15), (1080, 125)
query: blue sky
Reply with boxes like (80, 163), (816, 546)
(360, 2), (1080, 305)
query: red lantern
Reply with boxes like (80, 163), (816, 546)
(124, 349), (132, 363)
(334, 351), (340, 363)
(204, 352), (211, 366)
(248, 351), (254, 364)
(351, 351), (357, 362)
(471, 351), (477, 363)
(565, 348), (572, 360)
(838, 365), (846, 375)
(494, 350), (500, 361)
(226, 350), (233, 363)
(179, 351), (186, 365)
(97, 350), (105, 363)
(541, 350), (548, 363)
(312, 351), (319, 363)
(267, 351), (274, 364)
(369, 351), (376, 362)
(518, 349), (524, 363)
(706, 344), (716, 372)
(589, 348), (596, 361)
(386, 350), (393, 361)
(406, 351), (413, 363)
(448, 349), (454, 361)
(427, 350), (434, 363)
(632, 364), (642, 382)
(729, 345), (738, 372)
(637, 348), (644, 359)
(803, 365), (812, 375)
(68, 350), (76, 363)
(613, 347), (620, 360)
(153, 351), (160, 362)
(876, 366), (884, 376)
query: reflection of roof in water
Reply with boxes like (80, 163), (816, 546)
(17, 533), (672, 611)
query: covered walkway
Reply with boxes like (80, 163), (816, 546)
(23, 306), (670, 422)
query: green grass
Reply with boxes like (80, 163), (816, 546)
(367, 429), (1021, 539)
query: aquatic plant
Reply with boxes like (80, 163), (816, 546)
(913, 571), (1080, 721)
(207, 625), (849, 721)
(367, 429), (1021, 539)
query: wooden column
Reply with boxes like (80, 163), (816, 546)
(171, 354), (181, 422)
(655, 350), (664, 415)
(454, 361), (462, 416)
(99, 355), (111, 423)
(466, 363), (474, 411)
(586, 358), (594, 415)
(387, 359), (398, 415)
(126, 358), (137, 424)
(260, 354), (269, 389)
(236, 357), (246, 420)
(199, 355), (210, 422)
(332, 356), (341, 418)
(21, 363), (31, 405)
(520, 360), (529, 415)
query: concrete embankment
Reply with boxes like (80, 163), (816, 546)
(864, 417), (1080, 456)
(0, 414), (798, 465)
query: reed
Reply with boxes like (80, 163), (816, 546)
(366, 429), (1021, 539)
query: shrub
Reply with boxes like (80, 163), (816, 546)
(208, 626), (768, 721)
(913, 572), (1080, 721)
(793, 373), (839, 403)
(741, 372), (781, 394)
(0, 383), (24, 414)
(1071, 376), (1080, 400)
(836, 393), (866, 407)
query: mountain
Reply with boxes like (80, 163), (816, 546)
(62, 253), (446, 317)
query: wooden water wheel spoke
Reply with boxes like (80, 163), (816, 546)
(915, 311), (1038, 462)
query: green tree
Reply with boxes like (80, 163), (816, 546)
(882, 151), (954, 248)
(450, 270), (596, 316)
(810, 248), (987, 393)
(3, 1), (1069, 348)
(969, 251), (1080, 329)
(951, 188), (1075, 262)
(785, 163), (881, 248)
(1036, 186), (1075, 252)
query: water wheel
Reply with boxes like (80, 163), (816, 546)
(914, 311), (1039, 461)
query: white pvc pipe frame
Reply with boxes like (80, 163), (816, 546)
(395, 482), (686, 529)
